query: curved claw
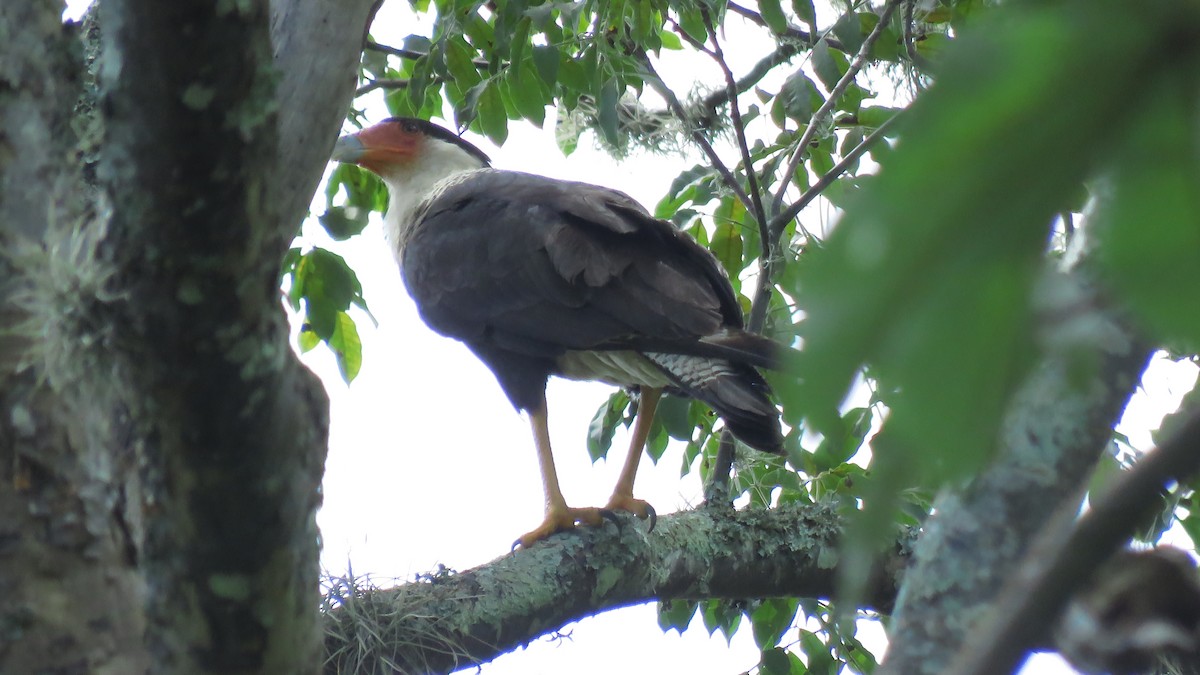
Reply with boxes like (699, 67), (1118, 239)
(512, 506), (611, 551)
(645, 503), (657, 532)
(599, 508), (622, 527)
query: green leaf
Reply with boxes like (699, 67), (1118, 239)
(678, 9), (707, 43)
(811, 40), (846, 91)
(787, 0), (1169, 464)
(330, 311), (364, 382)
(298, 325), (320, 353)
(751, 598), (799, 648)
(646, 423), (669, 462)
(761, 647), (791, 675)
(444, 37), (482, 88)
(710, 214), (744, 279)
(291, 248), (369, 346)
(811, 407), (871, 471)
(777, 70), (823, 122)
(1099, 71), (1200, 352)
(557, 53), (589, 92)
(656, 393), (694, 440)
(856, 105), (902, 129)
(798, 629), (835, 673)
(659, 28), (683, 50)
(586, 391), (630, 462)
(508, 16), (531, 79)
(309, 248), (359, 310)
(477, 81), (509, 145)
(792, 0), (816, 26)
(657, 600), (697, 634)
(506, 65), (547, 126)
(530, 44), (560, 87)
(915, 33), (951, 60)
(758, 0), (788, 34)
(318, 206), (369, 241)
(831, 11), (864, 53)
(597, 80), (621, 146)
(700, 599), (741, 642)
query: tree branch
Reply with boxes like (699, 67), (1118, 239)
(700, 12), (770, 278)
(878, 256), (1154, 673)
(698, 43), (803, 117)
(951, 403), (1200, 674)
(323, 502), (911, 674)
(355, 78), (411, 97)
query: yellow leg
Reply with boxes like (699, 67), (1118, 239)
(514, 400), (607, 549)
(605, 387), (661, 524)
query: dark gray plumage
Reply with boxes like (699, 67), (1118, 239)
(332, 117), (782, 547)
(402, 168), (782, 452)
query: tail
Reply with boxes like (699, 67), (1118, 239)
(643, 348), (783, 453)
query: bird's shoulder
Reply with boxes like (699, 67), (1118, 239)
(417, 168), (651, 235)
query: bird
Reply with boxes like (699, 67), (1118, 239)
(331, 117), (783, 548)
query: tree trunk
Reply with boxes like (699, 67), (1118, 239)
(0, 0), (376, 671)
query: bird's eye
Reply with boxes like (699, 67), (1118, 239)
(403, 120), (419, 133)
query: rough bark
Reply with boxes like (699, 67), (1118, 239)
(0, 3), (149, 672)
(323, 501), (912, 674)
(880, 250), (1153, 674)
(0, 0), (377, 672)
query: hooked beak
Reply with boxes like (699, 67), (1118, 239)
(331, 134), (366, 164)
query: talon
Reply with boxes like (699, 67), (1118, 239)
(513, 505), (610, 550)
(599, 509), (622, 527)
(604, 493), (656, 533)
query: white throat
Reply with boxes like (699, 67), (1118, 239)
(380, 140), (486, 263)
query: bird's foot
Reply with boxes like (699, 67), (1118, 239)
(605, 493), (657, 532)
(512, 506), (620, 550)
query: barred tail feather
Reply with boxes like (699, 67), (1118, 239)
(644, 352), (783, 453)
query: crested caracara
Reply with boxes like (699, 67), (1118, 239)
(332, 118), (783, 548)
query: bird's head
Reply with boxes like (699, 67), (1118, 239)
(331, 118), (492, 256)
(331, 117), (490, 180)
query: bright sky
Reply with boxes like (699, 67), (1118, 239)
(62, 1), (1200, 672)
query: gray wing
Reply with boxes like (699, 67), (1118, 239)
(401, 170), (742, 360)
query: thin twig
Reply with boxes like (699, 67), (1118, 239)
(770, 0), (901, 216)
(364, 40), (427, 61)
(703, 432), (739, 507)
(749, 111), (900, 331)
(701, 11), (771, 262)
(726, 2), (840, 50)
(770, 111), (901, 238)
(947, 405), (1200, 675)
(355, 79), (411, 97)
(365, 40), (490, 69)
(698, 43), (803, 116)
(639, 52), (756, 220)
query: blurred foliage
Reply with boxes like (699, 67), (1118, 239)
(300, 0), (1200, 669)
